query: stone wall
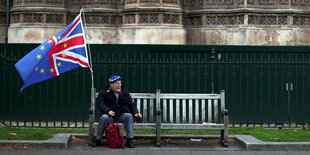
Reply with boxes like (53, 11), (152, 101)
(0, 0), (6, 43)
(3, 0), (310, 45)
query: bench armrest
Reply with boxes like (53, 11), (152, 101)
(221, 109), (228, 115)
(89, 106), (95, 114)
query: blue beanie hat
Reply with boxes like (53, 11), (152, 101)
(109, 75), (121, 83)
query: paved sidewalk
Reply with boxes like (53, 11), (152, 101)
(1, 133), (310, 151)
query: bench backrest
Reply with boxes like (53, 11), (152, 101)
(132, 90), (225, 124)
(96, 90), (225, 124)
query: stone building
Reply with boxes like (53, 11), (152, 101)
(1, 0), (310, 45)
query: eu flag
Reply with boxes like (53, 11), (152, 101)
(15, 13), (89, 92)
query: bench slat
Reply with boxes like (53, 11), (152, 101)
(150, 99), (154, 122)
(169, 99), (173, 123)
(195, 99), (199, 123)
(163, 99), (167, 123)
(176, 99), (180, 123)
(161, 123), (225, 130)
(143, 99), (147, 122)
(208, 99), (212, 122)
(93, 123), (156, 130)
(93, 123), (224, 130)
(160, 94), (220, 99)
(214, 99), (218, 123)
(202, 99), (206, 122)
(182, 99), (186, 123)
(137, 99), (141, 117)
(189, 99), (193, 123)
(131, 93), (156, 99)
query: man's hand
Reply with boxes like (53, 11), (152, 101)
(134, 113), (142, 118)
(108, 111), (115, 117)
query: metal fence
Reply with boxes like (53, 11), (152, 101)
(1, 44), (310, 128)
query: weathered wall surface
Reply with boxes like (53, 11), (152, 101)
(187, 27), (310, 45)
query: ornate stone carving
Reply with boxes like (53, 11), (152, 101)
(184, 15), (202, 28)
(83, 14), (121, 25)
(46, 0), (63, 4)
(125, 0), (138, 4)
(162, 0), (178, 5)
(184, 0), (244, 9)
(111, 15), (122, 25)
(291, 0), (310, 9)
(11, 14), (20, 23)
(140, 0), (160, 4)
(46, 14), (64, 24)
(163, 14), (180, 24)
(124, 14), (136, 24)
(0, 14), (5, 25)
(293, 16), (310, 26)
(248, 15), (287, 25)
(0, 0), (6, 10)
(205, 15), (244, 26)
(139, 14), (159, 24)
(150, 14), (159, 24)
(24, 14), (33, 23)
(82, 0), (118, 8)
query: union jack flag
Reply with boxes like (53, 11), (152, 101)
(15, 12), (89, 92)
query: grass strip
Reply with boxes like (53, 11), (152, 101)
(1, 126), (309, 142)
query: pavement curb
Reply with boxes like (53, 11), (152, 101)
(234, 135), (310, 150)
(0, 133), (71, 149)
(1, 133), (310, 150)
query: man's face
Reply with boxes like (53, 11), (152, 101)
(110, 80), (121, 93)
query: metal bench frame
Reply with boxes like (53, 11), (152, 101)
(88, 89), (228, 147)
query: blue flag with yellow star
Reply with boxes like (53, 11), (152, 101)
(15, 13), (89, 92)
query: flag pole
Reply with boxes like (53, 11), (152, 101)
(80, 8), (96, 146)
(80, 8), (95, 107)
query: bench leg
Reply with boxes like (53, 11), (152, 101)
(88, 107), (95, 146)
(222, 111), (229, 147)
(156, 109), (161, 147)
(88, 127), (94, 146)
(221, 129), (228, 147)
(220, 129), (224, 143)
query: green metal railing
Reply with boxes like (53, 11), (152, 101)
(1, 44), (310, 128)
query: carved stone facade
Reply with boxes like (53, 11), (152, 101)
(0, 0), (7, 43)
(2, 0), (310, 45)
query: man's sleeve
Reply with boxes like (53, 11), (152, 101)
(98, 93), (111, 114)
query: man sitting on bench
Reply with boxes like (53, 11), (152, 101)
(93, 75), (142, 148)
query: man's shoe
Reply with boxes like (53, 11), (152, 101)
(92, 139), (102, 147)
(126, 138), (135, 148)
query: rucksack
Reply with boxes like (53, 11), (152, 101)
(105, 122), (125, 148)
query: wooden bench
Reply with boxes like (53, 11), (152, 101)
(88, 89), (228, 147)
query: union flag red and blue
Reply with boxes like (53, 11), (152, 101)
(15, 12), (89, 92)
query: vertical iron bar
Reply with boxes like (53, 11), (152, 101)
(5, 0), (9, 43)
(246, 63), (249, 127)
(2, 55), (6, 125)
(16, 52), (20, 127)
(75, 71), (78, 128)
(9, 54), (13, 126)
(68, 73), (71, 128)
(268, 63), (271, 127)
(60, 74), (64, 128)
(31, 87), (34, 127)
(46, 78), (49, 127)
(39, 83), (42, 127)
(53, 75), (56, 127)
(82, 70), (86, 128)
